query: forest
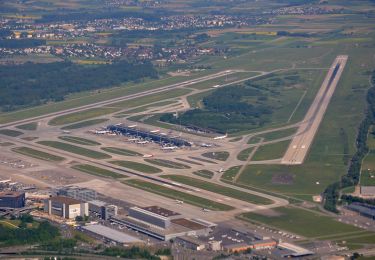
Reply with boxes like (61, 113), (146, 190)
(0, 60), (157, 111)
(160, 84), (272, 133)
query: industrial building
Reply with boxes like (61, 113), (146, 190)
(44, 196), (88, 219)
(175, 236), (206, 251)
(107, 124), (191, 147)
(346, 202), (375, 220)
(128, 206), (182, 228)
(56, 186), (97, 201)
(80, 224), (141, 245)
(0, 191), (25, 208)
(88, 200), (118, 220)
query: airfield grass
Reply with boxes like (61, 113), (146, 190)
(201, 151), (229, 161)
(188, 156), (217, 164)
(114, 100), (177, 117)
(0, 129), (23, 137)
(193, 170), (214, 179)
(58, 136), (101, 146)
(110, 160), (162, 174)
(221, 166), (242, 182)
(72, 164), (126, 179)
(122, 179), (234, 211)
(38, 141), (111, 159)
(144, 159), (191, 169)
(12, 147), (65, 162)
(229, 137), (242, 142)
(258, 127), (297, 141)
(61, 118), (109, 130)
(15, 122), (38, 131)
(0, 142), (14, 146)
(49, 107), (119, 126)
(252, 140), (290, 161)
(162, 175), (273, 205)
(237, 147), (254, 161)
(247, 136), (263, 144)
(239, 207), (361, 238)
(236, 44), (375, 199)
(360, 152), (375, 186)
(175, 158), (203, 166)
(101, 147), (142, 157)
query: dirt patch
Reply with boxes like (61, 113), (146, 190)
(271, 173), (294, 185)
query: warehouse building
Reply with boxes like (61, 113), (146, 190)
(175, 236), (206, 251)
(88, 200), (118, 220)
(128, 206), (181, 228)
(44, 196), (88, 219)
(0, 191), (25, 208)
(346, 202), (375, 220)
(80, 224), (141, 245)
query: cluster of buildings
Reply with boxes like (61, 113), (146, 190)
(265, 6), (344, 15)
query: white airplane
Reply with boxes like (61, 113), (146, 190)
(94, 130), (110, 134)
(62, 130), (71, 134)
(150, 129), (160, 133)
(128, 124), (137, 128)
(161, 146), (178, 150)
(202, 208), (211, 212)
(212, 85), (220, 88)
(143, 154), (154, 158)
(201, 143), (212, 147)
(137, 140), (149, 144)
(127, 138), (139, 142)
(213, 133), (228, 140)
(175, 200), (184, 204)
(218, 168), (224, 173)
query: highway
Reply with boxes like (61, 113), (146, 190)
(281, 55), (348, 165)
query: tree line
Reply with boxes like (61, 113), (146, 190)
(0, 60), (157, 111)
(323, 70), (375, 212)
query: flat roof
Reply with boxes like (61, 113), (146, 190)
(0, 191), (24, 198)
(172, 218), (206, 230)
(140, 206), (180, 217)
(82, 224), (141, 243)
(49, 196), (81, 205)
(278, 242), (314, 256)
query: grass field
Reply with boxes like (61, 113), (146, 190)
(162, 175), (273, 205)
(101, 147), (142, 156)
(360, 152), (375, 186)
(72, 164), (126, 179)
(58, 136), (101, 146)
(193, 170), (214, 179)
(49, 107), (119, 126)
(110, 160), (162, 174)
(12, 147), (65, 162)
(0, 129), (23, 137)
(61, 118), (109, 130)
(258, 127), (297, 141)
(15, 122), (38, 131)
(239, 206), (361, 238)
(221, 166), (241, 182)
(252, 140), (290, 161)
(0, 142), (14, 146)
(202, 151), (230, 161)
(122, 179), (234, 211)
(144, 159), (191, 169)
(237, 147), (254, 161)
(247, 136), (263, 144)
(38, 141), (111, 159)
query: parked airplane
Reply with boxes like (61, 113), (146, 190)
(175, 200), (184, 204)
(213, 133), (228, 140)
(201, 143), (212, 147)
(150, 129), (160, 133)
(161, 146), (178, 150)
(62, 130), (71, 134)
(127, 138), (139, 142)
(93, 130), (110, 134)
(137, 140), (149, 144)
(143, 154), (154, 158)
(128, 124), (137, 128)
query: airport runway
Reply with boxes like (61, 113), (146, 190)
(281, 55), (348, 165)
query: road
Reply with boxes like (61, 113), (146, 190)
(281, 55), (348, 165)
